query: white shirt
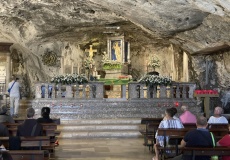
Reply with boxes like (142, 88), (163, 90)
(208, 116), (228, 124)
(156, 119), (184, 146)
(8, 80), (21, 97)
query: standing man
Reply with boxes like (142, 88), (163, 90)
(8, 75), (21, 118)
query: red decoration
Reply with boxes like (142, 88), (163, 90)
(174, 102), (179, 107)
(194, 90), (218, 95)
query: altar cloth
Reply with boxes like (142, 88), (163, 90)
(98, 78), (131, 85)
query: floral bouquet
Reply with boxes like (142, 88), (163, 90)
(101, 54), (122, 70)
(138, 75), (172, 86)
(51, 74), (88, 85)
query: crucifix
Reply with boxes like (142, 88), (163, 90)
(85, 45), (97, 60)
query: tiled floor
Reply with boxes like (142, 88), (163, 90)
(52, 138), (154, 160)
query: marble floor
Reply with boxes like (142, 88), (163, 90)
(17, 100), (154, 160)
(51, 138), (154, 160)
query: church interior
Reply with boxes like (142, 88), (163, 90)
(0, 0), (230, 159)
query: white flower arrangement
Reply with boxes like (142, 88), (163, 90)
(148, 55), (160, 70)
(51, 74), (88, 85)
(138, 75), (172, 86)
(101, 54), (122, 70)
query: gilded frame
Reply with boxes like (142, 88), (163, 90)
(107, 36), (125, 63)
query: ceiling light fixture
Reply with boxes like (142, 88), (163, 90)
(105, 26), (120, 30)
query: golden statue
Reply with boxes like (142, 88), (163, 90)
(112, 42), (121, 62)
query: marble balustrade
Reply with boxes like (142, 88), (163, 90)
(35, 81), (196, 100)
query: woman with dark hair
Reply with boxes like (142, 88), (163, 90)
(37, 107), (53, 123)
(152, 108), (184, 160)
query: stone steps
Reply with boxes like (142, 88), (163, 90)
(58, 118), (144, 138)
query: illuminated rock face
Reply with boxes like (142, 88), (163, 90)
(0, 0), (229, 106)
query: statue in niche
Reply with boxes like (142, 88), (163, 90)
(111, 41), (121, 62)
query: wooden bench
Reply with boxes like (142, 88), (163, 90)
(140, 118), (162, 147)
(140, 122), (159, 150)
(0, 136), (50, 149)
(155, 128), (229, 159)
(182, 146), (230, 160)
(13, 118), (61, 125)
(5, 150), (45, 160)
(4, 123), (59, 137)
(208, 123), (229, 129)
(0, 136), (51, 160)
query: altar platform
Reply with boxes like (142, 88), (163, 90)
(32, 81), (200, 120)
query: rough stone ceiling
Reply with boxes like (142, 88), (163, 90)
(0, 0), (230, 54)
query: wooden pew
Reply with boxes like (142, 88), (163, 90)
(140, 118), (162, 146)
(182, 146), (230, 160)
(0, 136), (50, 160)
(141, 118), (162, 124)
(183, 123), (196, 129)
(0, 136), (50, 149)
(208, 123), (229, 129)
(13, 118), (61, 125)
(8, 150), (45, 160)
(155, 128), (229, 159)
(4, 123), (58, 137)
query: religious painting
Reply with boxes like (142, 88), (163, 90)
(107, 36), (130, 63)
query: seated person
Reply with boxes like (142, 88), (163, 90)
(0, 123), (9, 136)
(171, 116), (214, 160)
(208, 106), (228, 124)
(179, 105), (196, 124)
(0, 142), (13, 160)
(17, 107), (43, 136)
(37, 107), (59, 145)
(37, 107), (53, 123)
(0, 105), (14, 123)
(152, 108), (184, 160)
(171, 107), (179, 120)
(217, 124), (230, 160)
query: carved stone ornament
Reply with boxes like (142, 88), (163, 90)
(42, 51), (57, 66)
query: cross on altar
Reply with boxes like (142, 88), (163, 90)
(85, 45), (97, 60)
(194, 90), (219, 118)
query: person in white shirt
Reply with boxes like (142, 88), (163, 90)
(8, 76), (21, 118)
(208, 106), (228, 124)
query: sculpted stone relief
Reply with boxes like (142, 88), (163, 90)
(42, 51), (58, 66)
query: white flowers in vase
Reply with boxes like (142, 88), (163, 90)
(50, 74), (88, 85)
(138, 75), (172, 86)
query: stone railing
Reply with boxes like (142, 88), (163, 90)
(35, 81), (196, 100)
(128, 82), (196, 99)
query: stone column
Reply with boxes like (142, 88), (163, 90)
(183, 51), (189, 82)
(121, 84), (126, 99)
(6, 52), (11, 86)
